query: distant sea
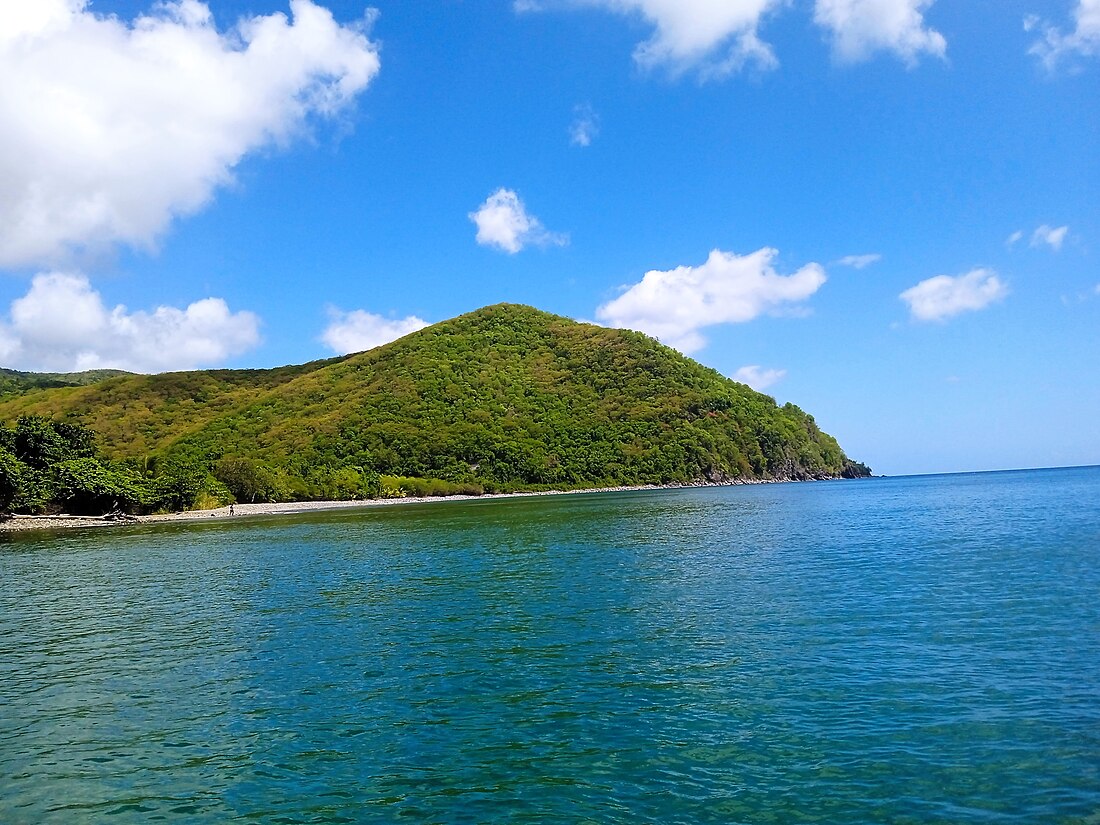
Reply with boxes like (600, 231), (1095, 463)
(2, 467), (1099, 823)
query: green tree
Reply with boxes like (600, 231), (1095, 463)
(53, 458), (145, 515)
(213, 457), (284, 503)
(12, 415), (96, 470)
(0, 448), (24, 513)
(149, 458), (209, 512)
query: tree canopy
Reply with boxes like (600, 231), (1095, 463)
(0, 304), (869, 513)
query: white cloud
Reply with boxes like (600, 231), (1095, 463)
(899, 267), (1008, 322)
(732, 365), (787, 391)
(595, 247), (826, 353)
(1006, 230), (1024, 247)
(838, 253), (881, 269)
(569, 104), (600, 147)
(469, 189), (567, 254)
(517, 0), (782, 76)
(0, 0), (380, 269)
(1027, 0), (1100, 69)
(0, 272), (260, 372)
(1031, 224), (1069, 251)
(813, 0), (946, 64)
(321, 309), (429, 354)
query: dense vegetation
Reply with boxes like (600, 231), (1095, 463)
(0, 304), (869, 514)
(0, 368), (130, 398)
(0, 415), (482, 516)
(0, 415), (219, 515)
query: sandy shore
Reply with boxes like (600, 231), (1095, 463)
(0, 474), (855, 534)
(2, 482), (755, 533)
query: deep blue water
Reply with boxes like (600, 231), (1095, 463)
(2, 467), (1099, 823)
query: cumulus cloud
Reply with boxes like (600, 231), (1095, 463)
(899, 267), (1008, 322)
(0, 272), (260, 372)
(469, 189), (567, 254)
(838, 253), (881, 269)
(1027, 0), (1100, 69)
(813, 0), (946, 64)
(595, 247), (826, 353)
(517, 0), (782, 76)
(569, 104), (600, 147)
(0, 0), (380, 269)
(321, 308), (429, 354)
(1031, 224), (1069, 251)
(1006, 230), (1025, 247)
(732, 365), (787, 391)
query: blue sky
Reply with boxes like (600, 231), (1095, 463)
(0, 0), (1097, 475)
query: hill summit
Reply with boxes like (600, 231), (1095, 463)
(0, 304), (869, 504)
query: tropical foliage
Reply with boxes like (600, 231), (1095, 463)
(0, 368), (130, 398)
(0, 416), (230, 515)
(0, 304), (869, 514)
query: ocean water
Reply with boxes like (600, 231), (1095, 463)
(2, 467), (1099, 824)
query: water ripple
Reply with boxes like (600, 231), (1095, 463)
(2, 468), (1099, 823)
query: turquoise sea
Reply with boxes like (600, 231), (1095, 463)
(2, 467), (1099, 823)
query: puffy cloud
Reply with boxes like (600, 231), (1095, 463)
(469, 189), (567, 254)
(321, 308), (429, 354)
(1006, 230), (1025, 247)
(0, 272), (260, 372)
(1027, 0), (1100, 69)
(732, 365), (787, 391)
(813, 0), (946, 64)
(569, 103), (600, 147)
(1031, 224), (1069, 251)
(838, 253), (881, 269)
(0, 0), (380, 269)
(899, 267), (1008, 322)
(595, 247), (826, 353)
(516, 0), (782, 76)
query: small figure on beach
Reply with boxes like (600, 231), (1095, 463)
(229, 504), (235, 516)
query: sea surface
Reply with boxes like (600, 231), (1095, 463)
(2, 467), (1099, 824)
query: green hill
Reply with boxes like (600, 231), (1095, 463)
(0, 359), (347, 459)
(0, 304), (869, 511)
(0, 368), (132, 398)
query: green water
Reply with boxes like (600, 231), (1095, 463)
(2, 468), (1099, 823)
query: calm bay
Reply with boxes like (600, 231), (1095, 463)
(2, 467), (1099, 823)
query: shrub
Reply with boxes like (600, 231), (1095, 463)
(382, 475), (484, 498)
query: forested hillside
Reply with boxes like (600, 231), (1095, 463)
(0, 368), (131, 398)
(0, 304), (869, 513)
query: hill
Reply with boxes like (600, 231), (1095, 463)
(0, 358), (346, 459)
(0, 368), (131, 398)
(0, 304), (869, 511)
